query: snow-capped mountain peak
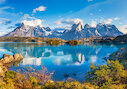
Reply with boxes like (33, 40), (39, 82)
(4, 23), (123, 40)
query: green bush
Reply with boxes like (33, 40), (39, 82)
(5, 71), (16, 78)
(0, 60), (127, 89)
(85, 59), (127, 88)
(47, 39), (62, 46)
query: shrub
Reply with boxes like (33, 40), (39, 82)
(67, 40), (81, 46)
(47, 39), (62, 46)
(5, 71), (16, 78)
(0, 60), (126, 89)
(85, 59), (127, 88)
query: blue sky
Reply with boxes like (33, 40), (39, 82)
(0, 0), (127, 35)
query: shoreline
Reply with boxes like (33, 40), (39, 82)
(0, 53), (126, 89)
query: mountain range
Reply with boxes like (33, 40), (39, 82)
(4, 23), (123, 40)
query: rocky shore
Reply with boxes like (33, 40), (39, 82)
(109, 47), (127, 68)
(0, 54), (23, 77)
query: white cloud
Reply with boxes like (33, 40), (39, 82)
(63, 18), (83, 24)
(71, 0), (109, 19)
(114, 17), (120, 21)
(91, 20), (97, 27)
(54, 18), (83, 25)
(0, 31), (8, 36)
(54, 25), (71, 30)
(0, 6), (15, 16)
(0, 6), (14, 10)
(0, 18), (11, 25)
(22, 19), (43, 27)
(33, 6), (47, 13)
(119, 25), (127, 34)
(104, 18), (113, 24)
(100, 17), (120, 24)
(0, 21), (2, 24)
(22, 14), (36, 19)
(0, 0), (6, 4)
(54, 20), (62, 25)
(0, 18), (10, 21)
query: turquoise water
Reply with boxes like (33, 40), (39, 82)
(0, 42), (126, 81)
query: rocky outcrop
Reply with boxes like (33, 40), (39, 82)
(0, 54), (23, 64)
(0, 54), (23, 77)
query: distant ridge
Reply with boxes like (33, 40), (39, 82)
(4, 23), (123, 40)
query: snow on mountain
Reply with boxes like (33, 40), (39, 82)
(4, 22), (123, 40)
(4, 23), (52, 37)
(61, 23), (123, 40)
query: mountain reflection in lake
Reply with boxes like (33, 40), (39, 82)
(0, 42), (126, 81)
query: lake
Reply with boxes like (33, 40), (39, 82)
(0, 42), (126, 81)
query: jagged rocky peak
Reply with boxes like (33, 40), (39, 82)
(19, 23), (25, 27)
(84, 24), (90, 29)
(96, 23), (104, 26)
(3, 21), (124, 40)
(96, 23), (117, 29)
(18, 23), (43, 30)
(18, 23), (32, 28)
(16, 23), (26, 29)
(15, 23), (35, 32)
(96, 23), (106, 30)
(61, 23), (123, 40)
(44, 27), (52, 31)
(96, 23), (123, 37)
(4, 22), (53, 37)
(71, 22), (84, 31)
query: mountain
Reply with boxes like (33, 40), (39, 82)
(61, 23), (123, 40)
(48, 28), (67, 38)
(4, 23), (52, 37)
(4, 23), (123, 40)
(96, 23), (123, 37)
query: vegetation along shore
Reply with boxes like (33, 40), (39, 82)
(0, 53), (127, 89)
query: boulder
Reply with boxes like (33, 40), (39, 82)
(0, 54), (23, 77)
(2, 54), (14, 63)
(14, 54), (23, 61)
(0, 54), (23, 64)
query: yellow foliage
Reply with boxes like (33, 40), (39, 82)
(0, 60), (126, 89)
